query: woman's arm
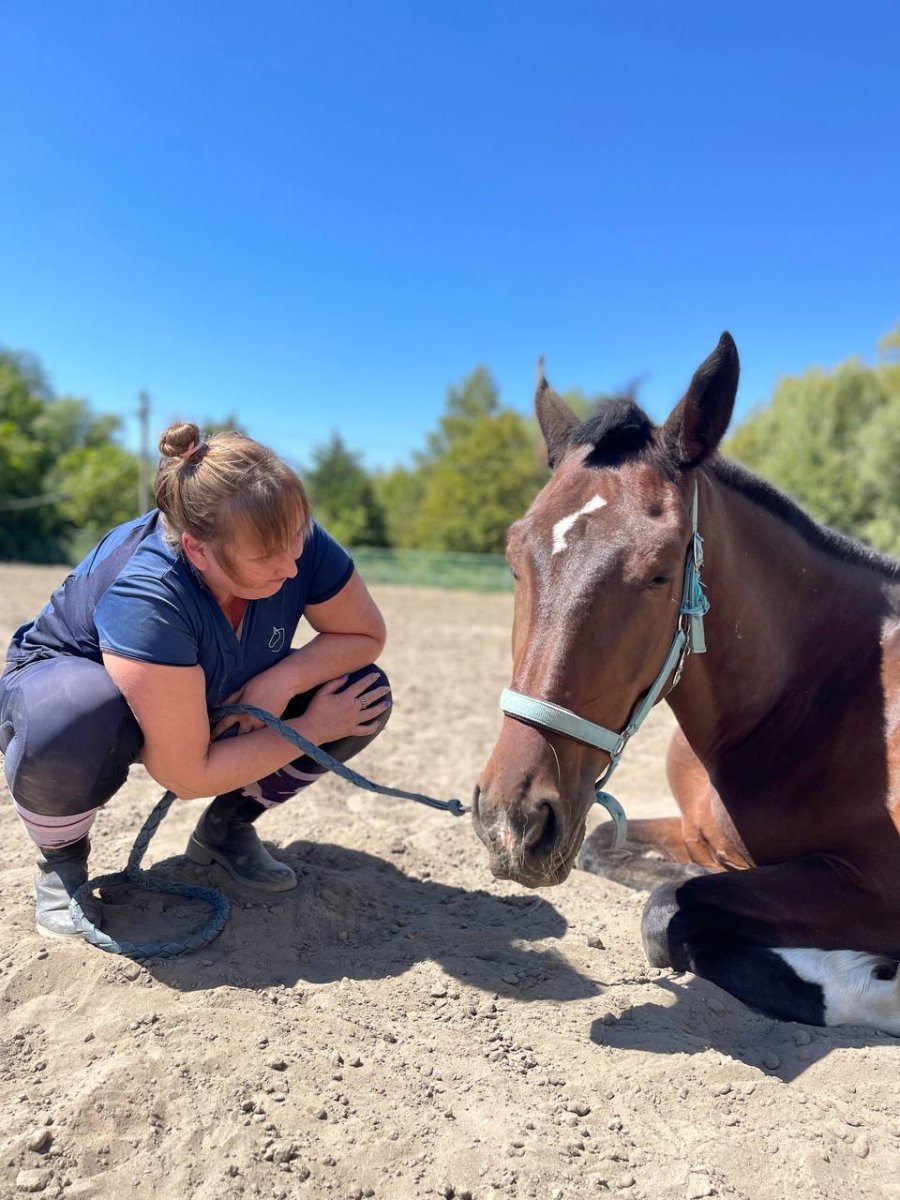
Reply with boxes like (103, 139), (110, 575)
(102, 570), (389, 797)
(102, 652), (386, 800)
(283, 568), (387, 689)
(213, 570), (388, 735)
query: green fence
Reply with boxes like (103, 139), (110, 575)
(65, 537), (513, 593)
(350, 547), (513, 593)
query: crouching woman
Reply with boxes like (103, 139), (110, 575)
(0, 422), (392, 937)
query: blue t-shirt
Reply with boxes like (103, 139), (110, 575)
(6, 511), (354, 706)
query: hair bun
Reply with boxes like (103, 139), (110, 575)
(159, 421), (202, 459)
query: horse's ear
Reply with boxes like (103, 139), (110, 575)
(661, 333), (740, 468)
(535, 358), (579, 470)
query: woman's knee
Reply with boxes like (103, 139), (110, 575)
(352, 662), (392, 737)
(281, 663), (391, 769)
(282, 663), (392, 722)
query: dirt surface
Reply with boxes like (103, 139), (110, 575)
(1, 564), (898, 1200)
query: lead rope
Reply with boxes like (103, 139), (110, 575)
(70, 703), (467, 960)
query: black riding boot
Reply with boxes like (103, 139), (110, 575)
(34, 836), (101, 939)
(185, 792), (297, 892)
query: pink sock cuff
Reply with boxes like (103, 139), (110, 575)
(14, 801), (99, 850)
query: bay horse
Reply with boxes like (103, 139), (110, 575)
(474, 333), (900, 1034)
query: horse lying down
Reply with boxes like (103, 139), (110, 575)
(474, 333), (900, 1035)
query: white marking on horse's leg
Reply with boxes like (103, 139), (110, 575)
(551, 494), (607, 556)
(775, 948), (900, 1035)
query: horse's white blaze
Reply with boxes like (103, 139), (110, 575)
(551, 494), (607, 556)
(775, 948), (900, 1034)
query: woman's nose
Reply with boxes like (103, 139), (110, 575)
(279, 552), (299, 579)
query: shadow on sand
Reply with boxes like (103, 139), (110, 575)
(96, 837), (600, 1003)
(588, 974), (899, 1082)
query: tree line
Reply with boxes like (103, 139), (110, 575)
(723, 327), (900, 555)
(1, 329), (899, 563)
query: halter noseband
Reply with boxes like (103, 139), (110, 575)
(499, 482), (709, 850)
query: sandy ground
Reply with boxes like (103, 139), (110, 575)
(1, 563), (898, 1200)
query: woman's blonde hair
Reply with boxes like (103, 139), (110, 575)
(155, 422), (310, 578)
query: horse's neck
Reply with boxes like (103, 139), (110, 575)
(668, 472), (889, 758)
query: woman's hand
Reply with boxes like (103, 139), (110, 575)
(298, 672), (392, 745)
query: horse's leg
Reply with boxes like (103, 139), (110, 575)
(578, 728), (731, 889)
(667, 727), (753, 869)
(578, 816), (711, 890)
(641, 857), (900, 1032)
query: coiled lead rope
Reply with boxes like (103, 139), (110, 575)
(70, 787), (229, 960)
(71, 703), (467, 960)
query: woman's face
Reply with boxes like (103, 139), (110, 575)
(184, 525), (304, 602)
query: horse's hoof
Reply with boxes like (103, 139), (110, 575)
(578, 827), (708, 892)
(640, 882), (683, 968)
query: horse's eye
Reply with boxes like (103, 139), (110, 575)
(646, 575), (671, 589)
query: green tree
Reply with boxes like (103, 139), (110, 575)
(304, 432), (388, 548)
(413, 367), (548, 553)
(855, 384), (900, 553)
(47, 445), (139, 544)
(0, 348), (140, 562)
(560, 386), (627, 422)
(198, 412), (244, 438)
(421, 365), (501, 464)
(725, 329), (900, 554)
(0, 352), (71, 561)
(371, 465), (427, 549)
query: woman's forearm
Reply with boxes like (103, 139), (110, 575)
(146, 634), (385, 799)
(157, 713), (324, 800)
(277, 632), (386, 695)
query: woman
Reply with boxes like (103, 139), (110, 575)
(0, 422), (392, 938)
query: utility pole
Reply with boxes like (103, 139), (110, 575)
(137, 390), (150, 515)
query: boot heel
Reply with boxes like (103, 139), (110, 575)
(185, 835), (214, 866)
(186, 806), (298, 892)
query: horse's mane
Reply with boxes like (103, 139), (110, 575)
(709, 457), (900, 581)
(569, 397), (900, 582)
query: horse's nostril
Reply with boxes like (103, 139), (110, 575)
(471, 784), (482, 821)
(523, 800), (558, 856)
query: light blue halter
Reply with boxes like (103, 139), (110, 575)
(499, 483), (709, 850)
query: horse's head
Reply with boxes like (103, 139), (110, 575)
(474, 333), (739, 887)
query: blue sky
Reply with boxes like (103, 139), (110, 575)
(2, 2), (898, 471)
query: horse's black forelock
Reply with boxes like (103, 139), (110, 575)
(568, 397), (662, 470)
(566, 395), (900, 581)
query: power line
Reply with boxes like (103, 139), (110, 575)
(0, 490), (73, 512)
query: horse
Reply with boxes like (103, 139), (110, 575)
(473, 333), (900, 1034)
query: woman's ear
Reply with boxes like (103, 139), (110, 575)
(181, 531), (210, 572)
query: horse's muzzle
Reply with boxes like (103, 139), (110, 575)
(471, 783), (584, 888)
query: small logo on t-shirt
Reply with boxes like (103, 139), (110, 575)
(268, 627), (286, 653)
